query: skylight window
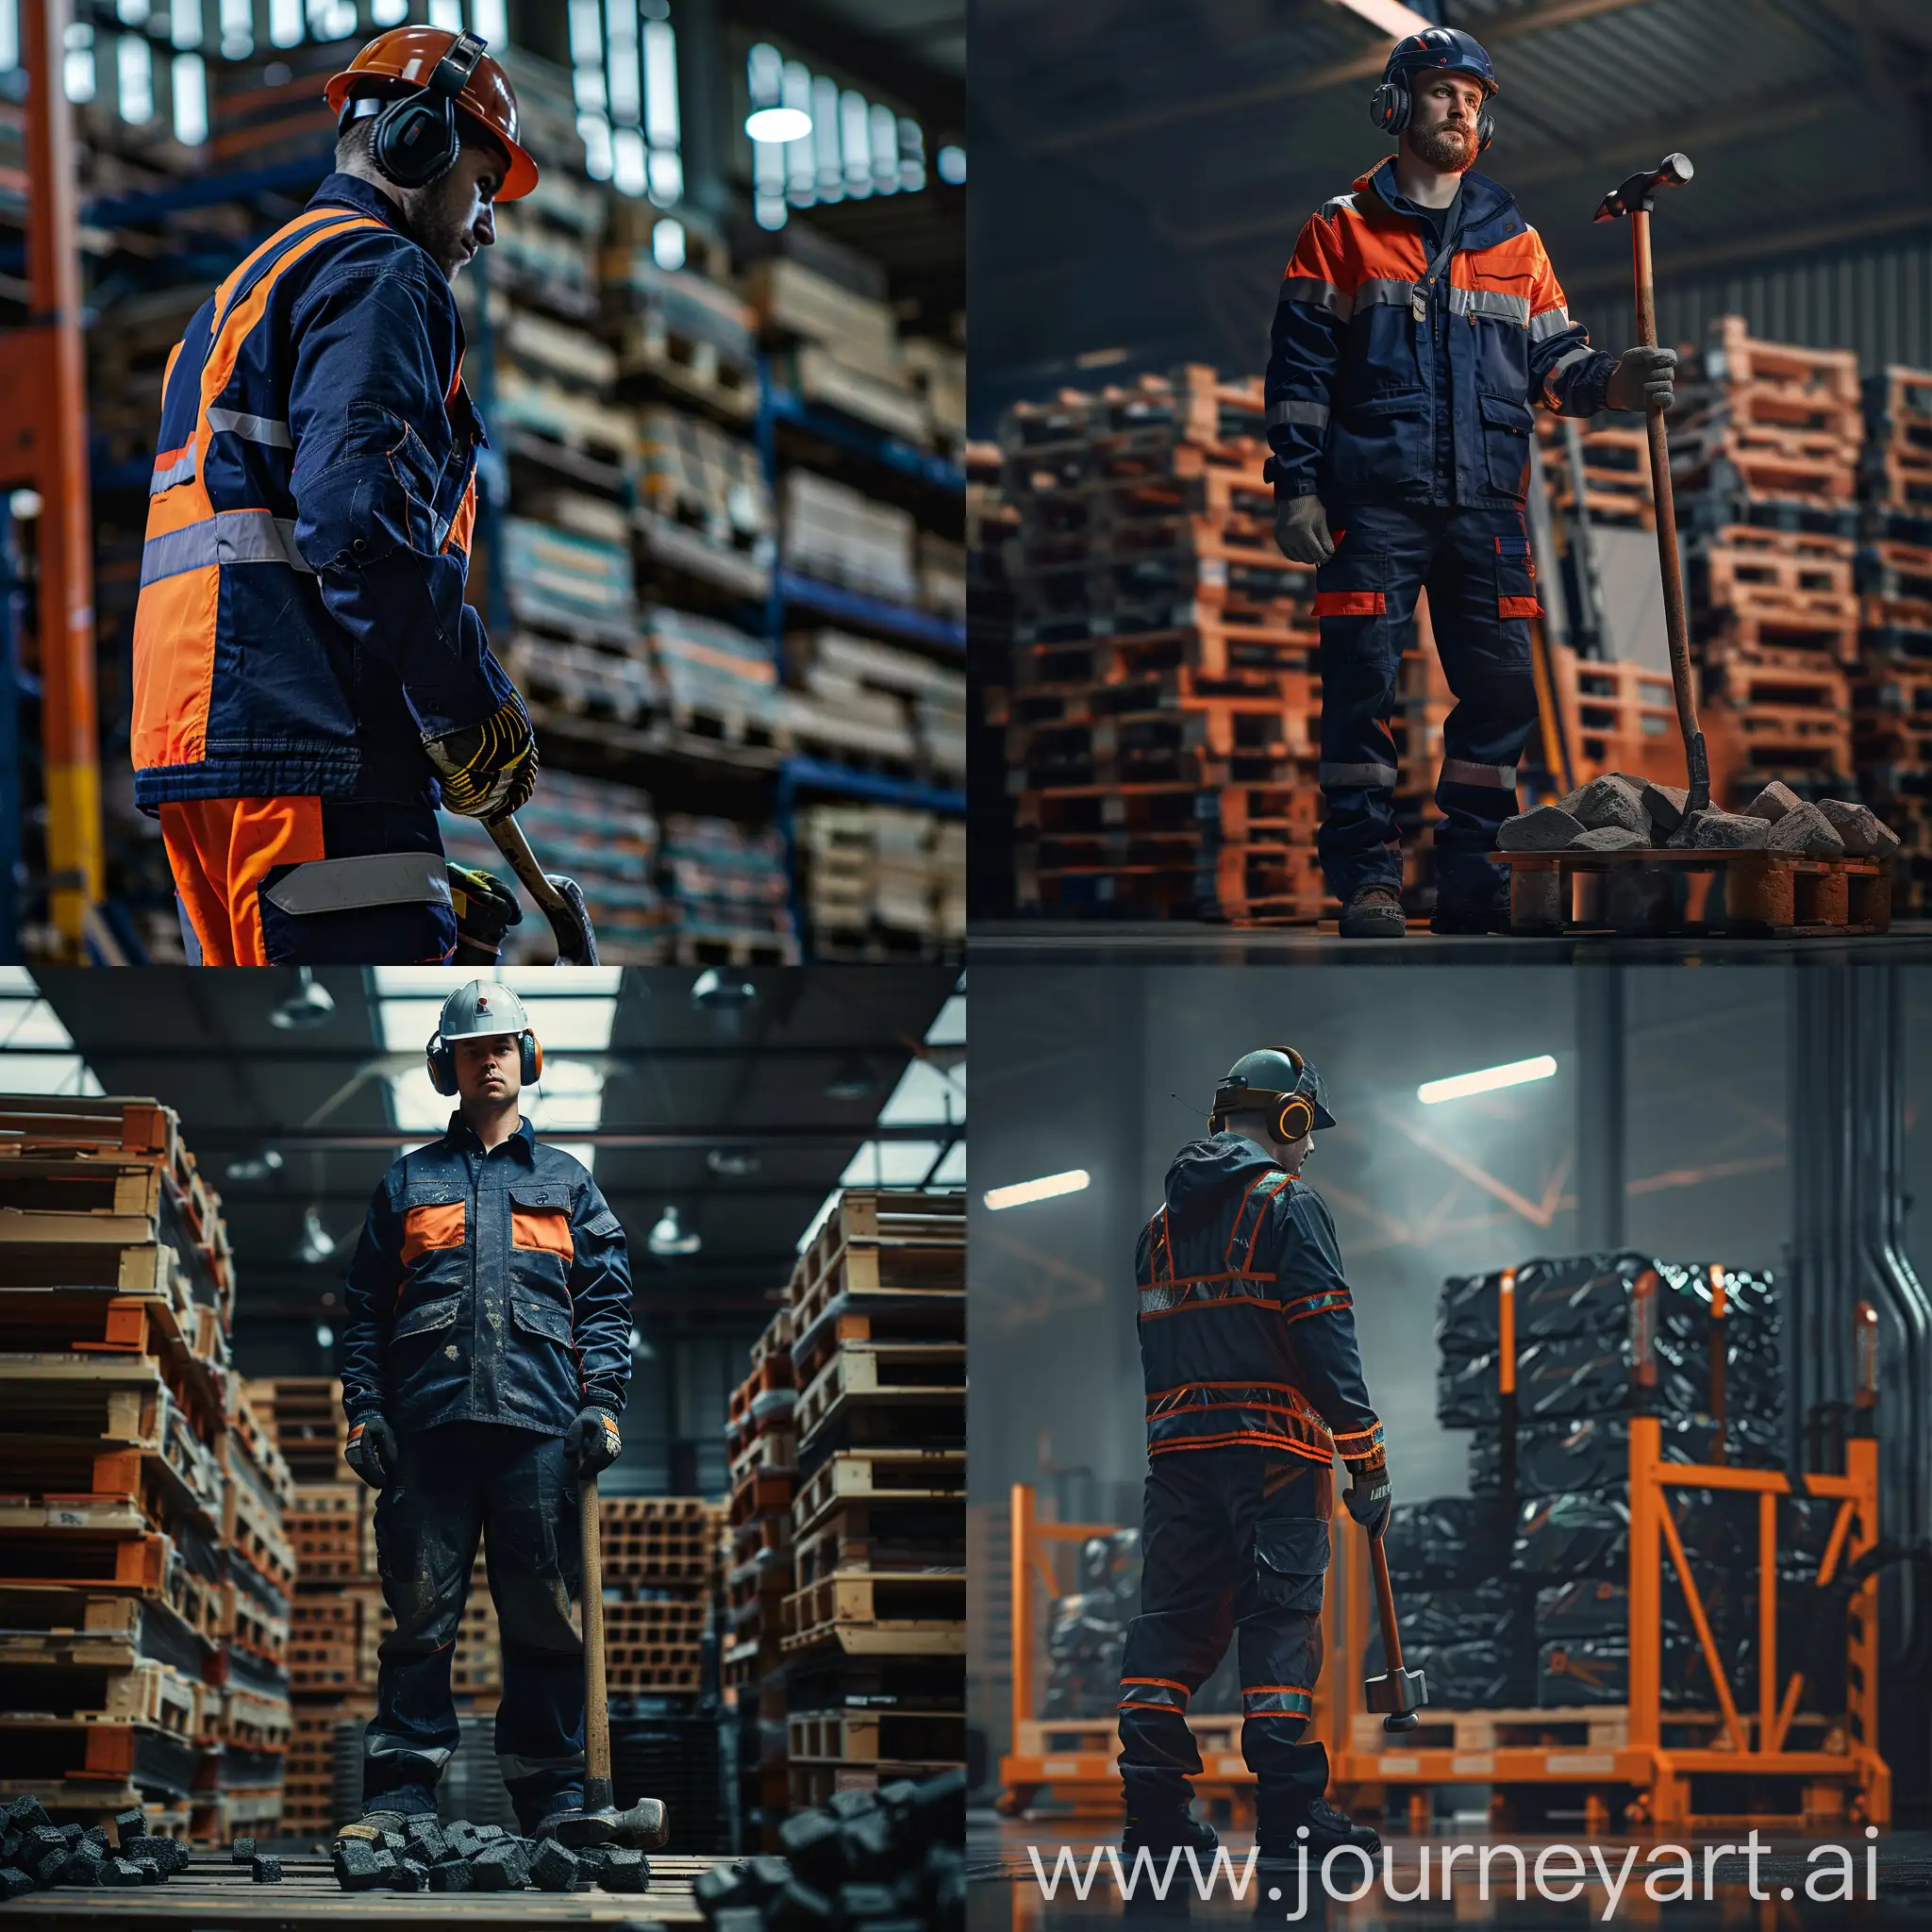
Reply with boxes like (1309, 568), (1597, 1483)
(0, 968), (104, 1095)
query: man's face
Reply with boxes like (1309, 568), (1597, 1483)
(1280, 1130), (1314, 1176)
(1404, 71), (1484, 174)
(408, 139), (502, 280)
(454, 1032), (521, 1108)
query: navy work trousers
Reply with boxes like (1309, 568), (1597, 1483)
(1313, 501), (1542, 907)
(363, 1422), (584, 1831)
(1117, 1446), (1333, 1813)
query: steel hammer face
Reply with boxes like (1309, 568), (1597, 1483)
(1365, 1664), (1427, 1719)
(548, 1799), (669, 1851)
(1594, 151), (1693, 223)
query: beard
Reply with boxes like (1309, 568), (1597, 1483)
(408, 182), (477, 279)
(1409, 119), (1478, 172)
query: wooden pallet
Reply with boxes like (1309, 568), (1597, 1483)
(597, 1495), (722, 1587)
(779, 1569), (966, 1657)
(284, 1484), (374, 1583)
(792, 1450), (967, 1541)
(242, 1378), (349, 1484)
(1504, 846), (1893, 936)
(726, 1426), (798, 1486)
(794, 1341), (966, 1445)
(1015, 779), (1319, 843)
(728, 1469), (795, 1530)
(1015, 843), (1325, 924)
(793, 1499), (965, 1589)
(786, 1706), (965, 1766)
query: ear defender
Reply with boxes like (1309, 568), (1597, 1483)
(369, 28), (486, 191)
(522, 1033), (541, 1084)
(425, 1032), (457, 1097)
(1268, 1046), (1314, 1142)
(1367, 71), (1496, 151)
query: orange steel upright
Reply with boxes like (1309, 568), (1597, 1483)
(0, 0), (104, 953)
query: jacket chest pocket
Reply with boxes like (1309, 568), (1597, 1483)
(510, 1293), (573, 1351)
(1478, 392), (1535, 500)
(509, 1182), (568, 1291)
(401, 1187), (466, 1267)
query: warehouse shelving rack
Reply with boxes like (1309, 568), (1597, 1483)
(997, 1292), (1890, 1833)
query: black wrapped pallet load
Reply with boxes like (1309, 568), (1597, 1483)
(1470, 1413), (1786, 1496)
(1382, 1496), (1508, 1587)
(1438, 1256), (1777, 1356)
(1436, 1269), (1509, 1361)
(1514, 1489), (1757, 1577)
(1366, 1634), (1534, 1709)
(1376, 1580), (1524, 1650)
(1536, 1629), (1752, 1710)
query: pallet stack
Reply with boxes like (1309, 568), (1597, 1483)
(724, 1307), (799, 1849)
(1673, 317), (1864, 810)
(660, 813), (802, 964)
(780, 1191), (967, 1807)
(1856, 366), (1932, 911)
(0, 1094), (282, 1843)
(996, 366), (1324, 922)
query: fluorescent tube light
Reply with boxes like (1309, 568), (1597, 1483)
(984, 1169), (1091, 1211)
(1417, 1056), (1557, 1106)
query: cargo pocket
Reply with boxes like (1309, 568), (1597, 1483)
(510, 1293), (574, 1351)
(1494, 530), (1542, 627)
(401, 1187), (466, 1267)
(509, 1182), (575, 1292)
(1328, 387), (1427, 498)
(1254, 1518), (1329, 1614)
(1479, 392), (1536, 500)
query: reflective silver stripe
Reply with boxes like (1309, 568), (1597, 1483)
(1283, 275), (1350, 321)
(1317, 192), (1358, 222)
(1268, 398), (1330, 430)
(1319, 761), (1399, 789)
(148, 448), (197, 495)
(1541, 343), (1594, 403)
(497, 1751), (588, 1780)
(260, 852), (453, 918)
(1354, 277), (1417, 312)
(1441, 758), (1518, 789)
(365, 1730), (454, 1768)
(206, 407), (293, 448)
(140, 510), (314, 588)
(1450, 286), (1531, 326)
(1529, 305), (1574, 341)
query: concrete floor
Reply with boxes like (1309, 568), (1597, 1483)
(969, 922), (1932, 966)
(968, 1811), (1932, 1927)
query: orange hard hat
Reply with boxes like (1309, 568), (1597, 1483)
(324, 26), (540, 201)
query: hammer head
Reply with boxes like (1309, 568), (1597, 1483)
(1593, 152), (1693, 223)
(1365, 1664), (1428, 1731)
(541, 1798), (669, 1851)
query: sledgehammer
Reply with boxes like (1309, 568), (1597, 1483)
(538, 1474), (671, 1851)
(1363, 1533), (1426, 1733)
(1593, 153), (1707, 815)
(486, 812), (600, 965)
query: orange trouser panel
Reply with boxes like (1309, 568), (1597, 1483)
(159, 796), (327, 966)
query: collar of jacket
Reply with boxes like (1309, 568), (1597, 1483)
(442, 1109), (538, 1161)
(1358, 156), (1525, 251)
(307, 169), (412, 235)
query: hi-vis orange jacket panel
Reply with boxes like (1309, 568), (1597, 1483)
(1264, 158), (1616, 508)
(131, 173), (516, 812)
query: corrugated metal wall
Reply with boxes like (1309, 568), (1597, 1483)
(1574, 236), (1932, 374)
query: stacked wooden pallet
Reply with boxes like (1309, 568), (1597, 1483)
(780, 1191), (966, 1807)
(599, 1496), (724, 1699)
(998, 366), (1324, 923)
(724, 1307), (798, 1848)
(1855, 367), (1932, 910)
(1670, 318), (1863, 808)
(660, 812), (802, 964)
(1537, 413), (1656, 529)
(0, 1094), (281, 1845)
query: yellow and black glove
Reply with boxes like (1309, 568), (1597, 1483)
(425, 694), (538, 822)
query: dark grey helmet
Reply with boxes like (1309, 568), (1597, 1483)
(1212, 1046), (1336, 1134)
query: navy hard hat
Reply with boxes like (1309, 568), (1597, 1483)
(1213, 1047), (1337, 1134)
(1382, 25), (1497, 96)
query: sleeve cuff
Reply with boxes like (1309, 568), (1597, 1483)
(343, 1399), (385, 1425)
(582, 1387), (624, 1416)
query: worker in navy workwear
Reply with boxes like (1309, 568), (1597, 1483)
(1266, 26), (1678, 936)
(131, 26), (542, 965)
(337, 982), (633, 1840)
(1117, 1049), (1390, 1868)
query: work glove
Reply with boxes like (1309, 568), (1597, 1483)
(563, 1405), (623, 1476)
(1343, 1451), (1392, 1541)
(1605, 344), (1678, 414)
(344, 1416), (398, 1492)
(425, 693), (539, 822)
(1274, 493), (1336, 566)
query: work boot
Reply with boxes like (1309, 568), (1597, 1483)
(1339, 883), (1407, 938)
(1256, 1794), (1381, 1867)
(331, 1810), (408, 1852)
(1121, 1808), (1219, 1857)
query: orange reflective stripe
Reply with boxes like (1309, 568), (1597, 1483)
(1314, 590), (1385, 617)
(1498, 595), (1542, 619)
(443, 472), (477, 560)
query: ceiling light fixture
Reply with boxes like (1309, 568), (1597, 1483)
(1417, 1056), (1559, 1106)
(691, 968), (757, 1010)
(707, 1148), (761, 1178)
(745, 106), (811, 142)
(984, 1169), (1091, 1211)
(295, 1208), (337, 1264)
(271, 966), (335, 1031)
(647, 1205), (702, 1257)
(225, 1148), (284, 1182)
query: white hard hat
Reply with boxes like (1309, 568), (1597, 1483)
(437, 979), (532, 1043)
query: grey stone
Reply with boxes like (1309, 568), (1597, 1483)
(1744, 779), (1805, 824)
(230, 1838), (257, 1864)
(130, 1858), (162, 1885)
(1567, 774), (1650, 836)
(1572, 825), (1648, 852)
(111, 1811), (144, 1851)
(428, 1859), (475, 1892)
(1500, 807), (1586, 852)
(251, 1856), (283, 1885)
(333, 1841), (396, 1891)
(63, 1849), (106, 1888)
(1763, 801), (1845, 858)
(32, 1853), (70, 1889)
(1819, 799), (1901, 858)
(470, 1841), (529, 1890)
(528, 1840), (580, 1891)
(598, 1846), (650, 1892)
(1641, 780), (1689, 836)
(101, 1860), (144, 1888)
(0, 1869), (32, 1901)
(1674, 808), (1770, 851)
(392, 1858), (428, 1892)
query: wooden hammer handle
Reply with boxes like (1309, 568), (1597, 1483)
(1369, 1531), (1406, 1674)
(580, 1474), (610, 1796)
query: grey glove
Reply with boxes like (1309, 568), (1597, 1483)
(1605, 344), (1677, 414)
(344, 1415), (397, 1491)
(1343, 1455), (1392, 1541)
(1274, 494), (1335, 566)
